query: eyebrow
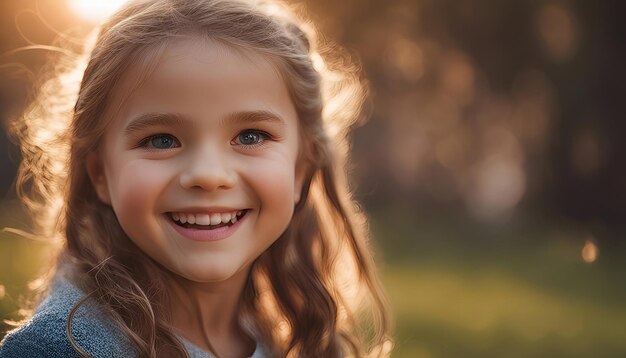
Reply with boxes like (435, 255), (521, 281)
(123, 113), (184, 135)
(123, 110), (286, 135)
(222, 110), (286, 127)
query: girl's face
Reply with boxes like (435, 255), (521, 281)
(87, 38), (306, 283)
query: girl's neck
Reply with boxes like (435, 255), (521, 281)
(168, 267), (256, 358)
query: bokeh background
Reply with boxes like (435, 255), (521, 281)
(1, 0), (625, 357)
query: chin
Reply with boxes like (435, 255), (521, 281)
(174, 263), (248, 284)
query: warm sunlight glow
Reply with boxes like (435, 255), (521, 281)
(582, 240), (598, 263)
(67, 0), (128, 22)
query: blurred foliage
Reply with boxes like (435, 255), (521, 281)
(2, 0), (626, 356)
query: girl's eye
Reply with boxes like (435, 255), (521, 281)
(141, 134), (180, 149)
(234, 130), (269, 146)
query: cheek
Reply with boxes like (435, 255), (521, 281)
(106, 160), (169, 221)
(245, 157), (297, 219)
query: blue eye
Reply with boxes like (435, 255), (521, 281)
(235, 130), (269, 146)
(142, 134), (179, 149)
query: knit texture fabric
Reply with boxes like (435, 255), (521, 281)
(0, 270), (266, 358)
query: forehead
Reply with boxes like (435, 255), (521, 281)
(143, 36), (282, 90)
(105, 36), (294, 128)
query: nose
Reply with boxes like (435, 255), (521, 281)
(179, 145), (236, 191)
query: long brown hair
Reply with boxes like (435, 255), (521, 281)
(10, 0), (392, 356)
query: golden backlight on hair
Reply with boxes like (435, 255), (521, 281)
(10, 0), (392, 356)
(67, 0), (128, 22)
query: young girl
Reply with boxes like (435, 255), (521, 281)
(0, 0), (391, 356)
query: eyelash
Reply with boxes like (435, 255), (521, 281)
(232, 130), (271, 148)
(137, 133), (180, 150)
(137, 130), (272, 150)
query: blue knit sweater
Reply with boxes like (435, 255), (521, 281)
(0, 271), (266, 358)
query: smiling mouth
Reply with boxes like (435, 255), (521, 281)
(167, 210), (249, 230)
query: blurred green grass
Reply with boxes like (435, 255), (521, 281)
(2, 203), (626, 357)
(372, 206), (626, 357)
(383, 263), (626, 357)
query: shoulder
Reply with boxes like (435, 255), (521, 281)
(0, 271), (136, 358)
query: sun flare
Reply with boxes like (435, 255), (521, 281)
(67, 0), (128, 23)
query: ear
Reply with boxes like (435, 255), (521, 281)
(85, 152), (111, 205)
(294, 160), (311, 205)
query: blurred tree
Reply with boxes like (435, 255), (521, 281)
(1, 0), (624, 238)
(549, 0), (626, 234)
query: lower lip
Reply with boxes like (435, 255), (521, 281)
(165, 212), (247, 242)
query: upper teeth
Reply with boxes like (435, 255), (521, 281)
(171, 210), (243, 225)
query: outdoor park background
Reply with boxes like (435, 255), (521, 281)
(1, 0), (625, 357)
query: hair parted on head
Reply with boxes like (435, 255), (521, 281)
(10, 0), (392, 356)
